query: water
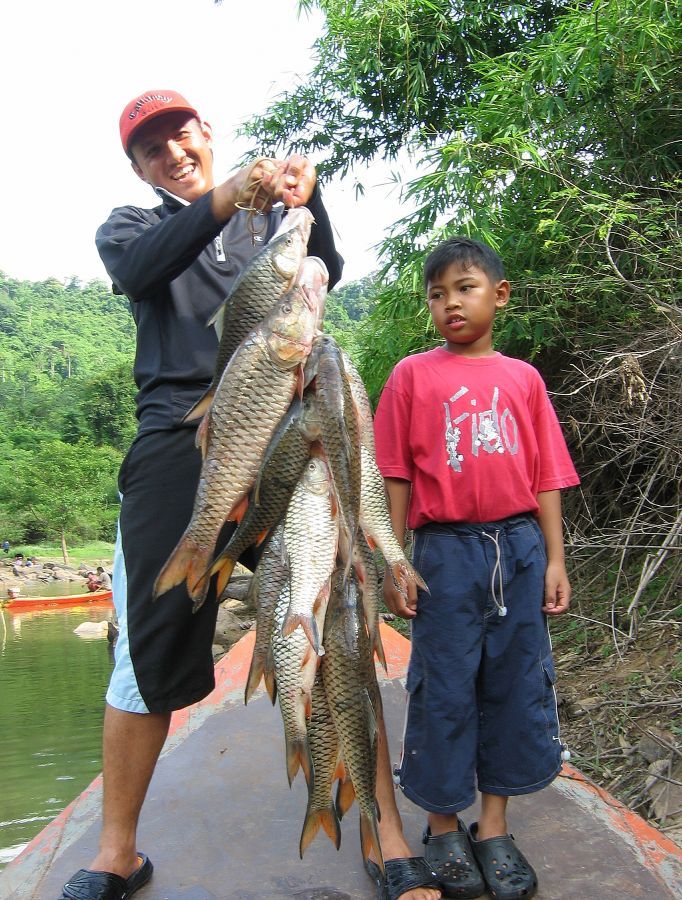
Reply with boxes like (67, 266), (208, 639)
(5, 579), (97, 599)
(0, 605), (115, 870)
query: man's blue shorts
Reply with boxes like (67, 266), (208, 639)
(397, 514), (563, 814)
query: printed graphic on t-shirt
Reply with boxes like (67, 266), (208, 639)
(443, 385), (519, 473)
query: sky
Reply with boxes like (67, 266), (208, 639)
(0, 0), (409, 288)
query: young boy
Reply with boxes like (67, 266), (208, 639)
(373, 237), (579, 900)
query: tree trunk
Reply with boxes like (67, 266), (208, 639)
(60, 529), (69, 566)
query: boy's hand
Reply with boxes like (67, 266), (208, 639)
(542, 561), (571, 616)
(383, 564), (419, 619)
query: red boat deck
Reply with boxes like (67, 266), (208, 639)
(1, 626), (680, 899)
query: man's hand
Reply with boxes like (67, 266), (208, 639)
(542, 560), (571, 616)
(266, 154), (317, 208)
(383, 564), (419, 620)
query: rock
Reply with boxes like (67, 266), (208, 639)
(214, 607), (244, 650)
(637, 726), (676, 763)
(221, 598), (248, 613)
(217, 574), (253, 604)
(646, 758), (682, 826)
(73, 621), (111, 639)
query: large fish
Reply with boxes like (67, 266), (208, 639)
(359, 444), (427, 599)
(321, 568), (383, 873)
(340, 346), (376, 455)
(282, 456), (339, 654)
(207, 390), (321, 598)
(184, 207), (315, 423)
(308, 336), (362, 579)
(153, 266), (326, 608)
(299, 670), (344, 856)
(244, 522), (289, 705)
(272, 578), (328, 787)
(352, 529), (387, 671)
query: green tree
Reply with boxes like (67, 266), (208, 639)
(2, 440), (121, 563)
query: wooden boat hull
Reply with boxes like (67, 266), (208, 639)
(2, 589), (113, 612)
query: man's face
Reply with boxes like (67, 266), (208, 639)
(129, 111), (215, 203)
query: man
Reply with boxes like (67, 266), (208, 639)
(59, 89), (342, 900)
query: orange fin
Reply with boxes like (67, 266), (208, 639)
(282, 611), (322, 656)
(194, 412), (211, 458)
(299, 804), (341, 858)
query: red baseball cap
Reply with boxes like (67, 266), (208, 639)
(119, 89), (200, 155)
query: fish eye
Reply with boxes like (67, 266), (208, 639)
(281, 302), (292, 313)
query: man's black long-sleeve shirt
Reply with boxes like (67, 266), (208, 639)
(96, 185), (343, 435)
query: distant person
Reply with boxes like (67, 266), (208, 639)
(96, 567), (112, 590)
(85, 572), (100, 593)
(2, 539), (9, 554)
(58, 88), (342, 900)
(369, 237), (580, 900)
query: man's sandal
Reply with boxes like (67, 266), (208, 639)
(468, 824), (538, 899)
(59, 852), (153, 900)
(365, 856), (441, 900)
(422, 823), (485, 898)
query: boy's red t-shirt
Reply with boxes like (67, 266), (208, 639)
(374, 348), (580, 529)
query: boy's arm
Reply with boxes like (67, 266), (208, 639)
(537, 489), (571, 616)
(382, 477), (419, 619)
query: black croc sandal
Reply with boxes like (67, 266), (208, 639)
(468, 824), (537, 899)
(60, 852), (153, 899)
(365, 856), (441, 900)
(422, 823), (485, 898)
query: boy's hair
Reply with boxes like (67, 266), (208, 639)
(423, 237), (505, 288)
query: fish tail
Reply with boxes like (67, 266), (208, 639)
(183, 388), (215, 423)
(264, 648), (277, 705)
(281, 611), (321, 656)
(244, 648), (265, 705)
(286, 737), (314, 788)
(360, 811), (384, 872)
(299, 804), (341, 858)
(213, 556), (236, 599)
(153, 537), (208, 602)
(391, 560), (428, 599)
(373, 628), (387, 672)
(335, 775), (356, 819)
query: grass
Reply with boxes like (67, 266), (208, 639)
(10, 541), (115, 568)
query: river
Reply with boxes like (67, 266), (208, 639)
(0, 604), (115, 870)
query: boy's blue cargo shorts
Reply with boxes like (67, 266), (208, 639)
(397, 514), (563, 814)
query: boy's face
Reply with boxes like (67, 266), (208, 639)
(130, 111), (215, 203)
(426, 262), (509, 356)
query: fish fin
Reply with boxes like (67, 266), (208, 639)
(154, 537), (207, 602)
(214, 558), (236, 599)
(364, 534), (378, 552)
(360, 813), (384, 872)
(185, 389), (215, 425)
(227, 495), (249, 524)
(299, 805), (341, 858)
(282, 611), (321, 655)
(207, 302), (225, 338)
(335, 775), (356, 819)
(194, 411), (212, 458)
(295, 363), (306, 400)
(254, 527), (271, 547)
(373, 629), (388, 672)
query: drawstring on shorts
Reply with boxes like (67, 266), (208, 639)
(482, 529), (507, 616)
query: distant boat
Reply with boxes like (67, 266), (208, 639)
(2, 589), (113, 612)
